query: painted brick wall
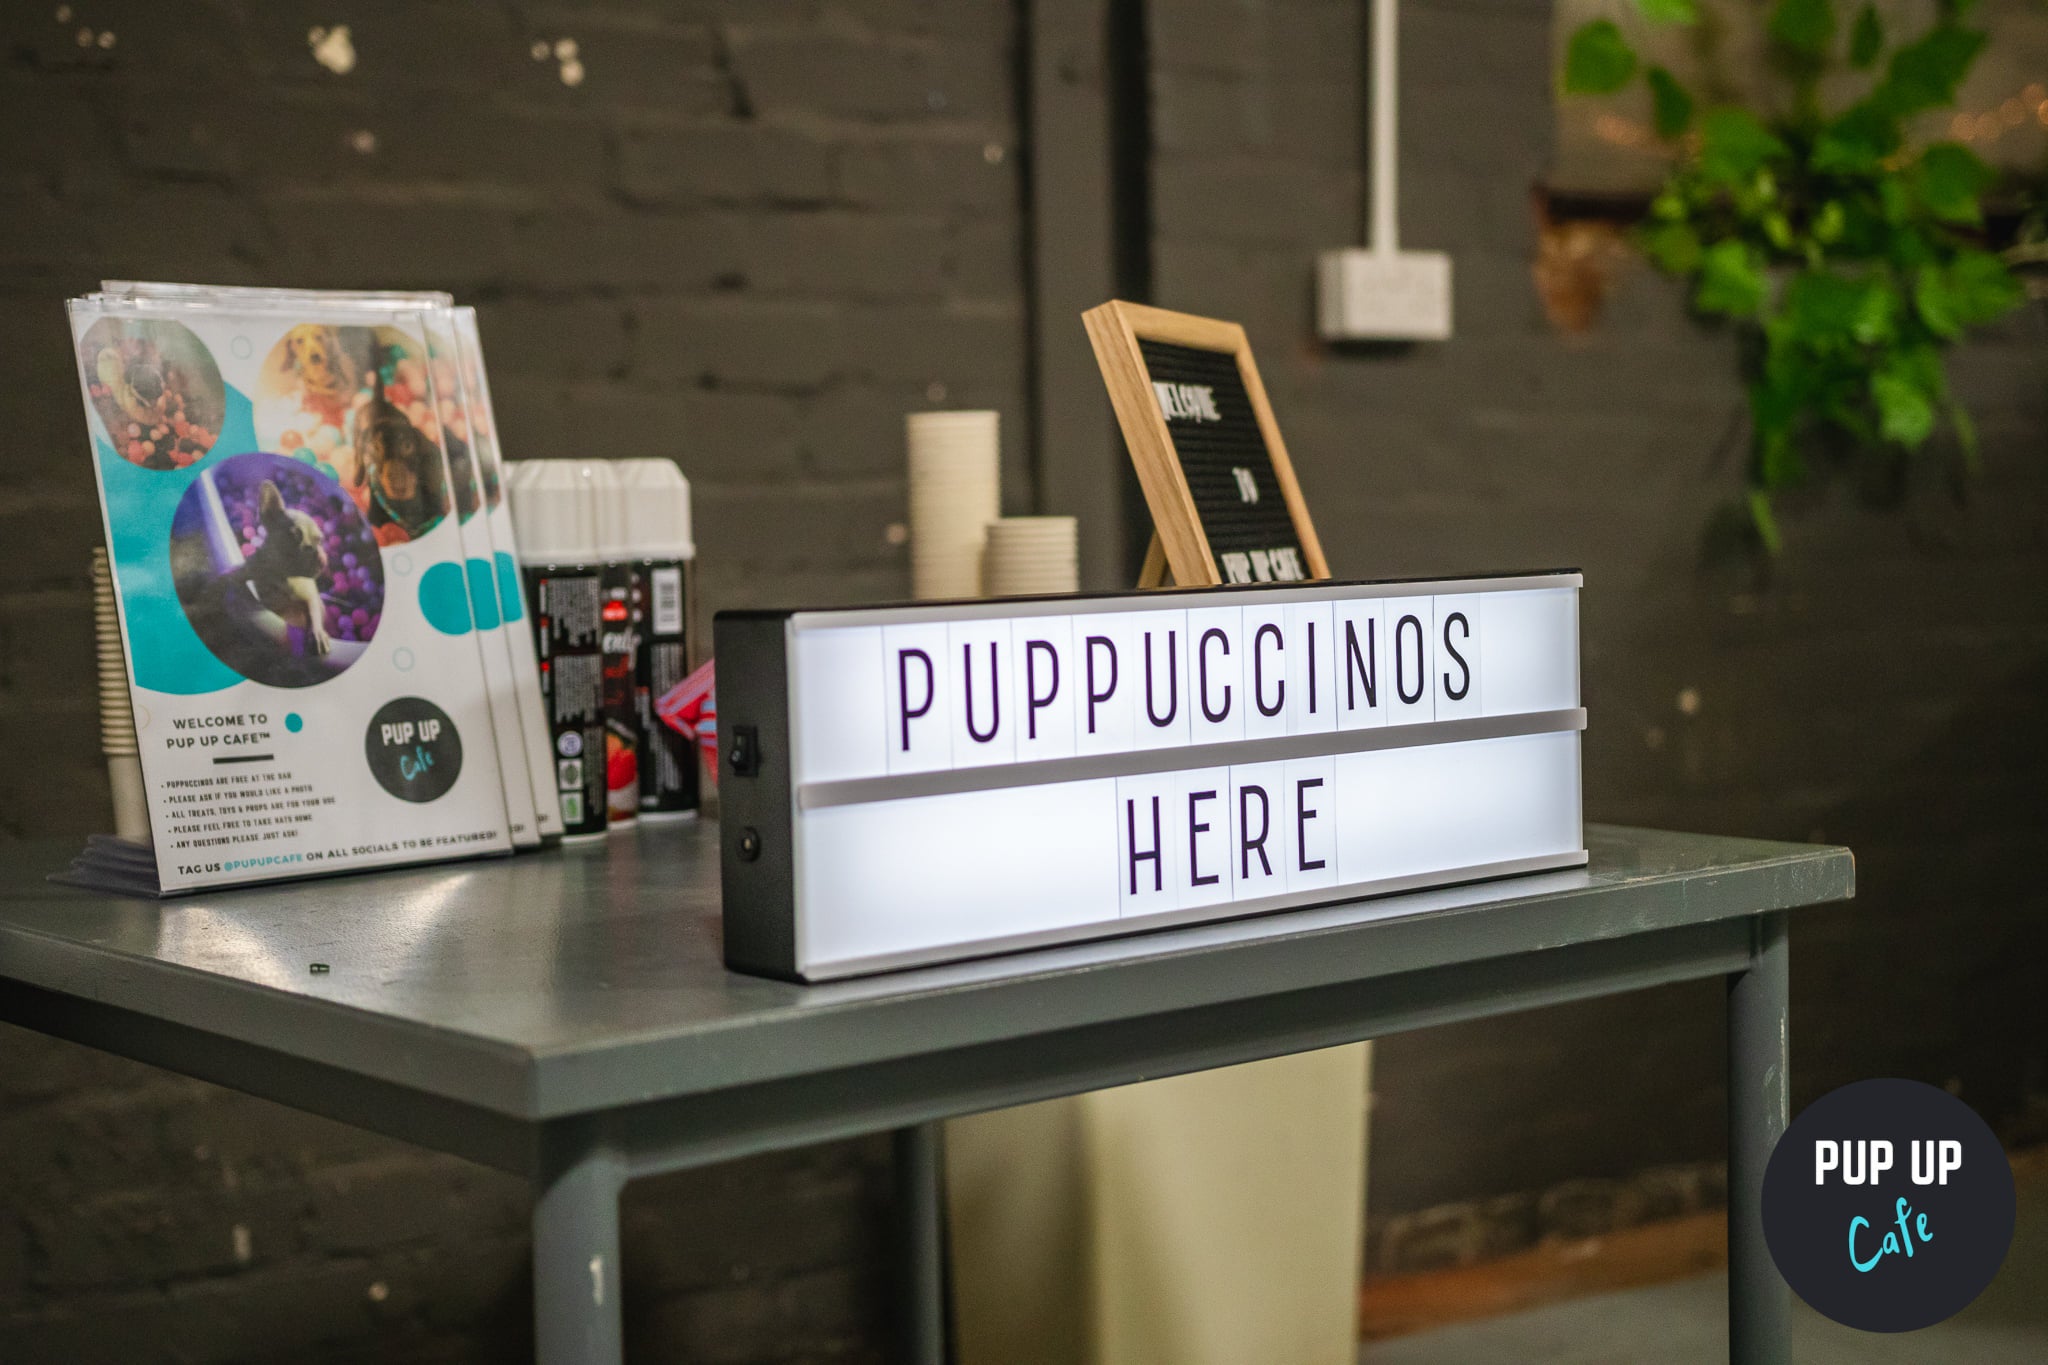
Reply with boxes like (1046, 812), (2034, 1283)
(1141, 0), (2048, 1266)
(1, 1), (1020, 1359)
(3, 0), (2046, 1358)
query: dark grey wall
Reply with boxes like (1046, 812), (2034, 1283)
(1136, 0), (2048, 1265)
(2, 0), (2045, 1359)
(1, 1), (1015, 1359)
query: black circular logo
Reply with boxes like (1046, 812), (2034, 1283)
(364, 697), (462, 803)
(1763, 1078), (2015, 1333)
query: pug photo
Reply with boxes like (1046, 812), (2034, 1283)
(77, 317), (225, 471)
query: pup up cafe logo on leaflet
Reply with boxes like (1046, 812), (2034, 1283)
(1763, 1079), (2017, 1333)
(717, 574), (1585, 981)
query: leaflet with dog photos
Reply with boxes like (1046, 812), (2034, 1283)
(69, 297), (514, 893)
(93, 282), (566, 843)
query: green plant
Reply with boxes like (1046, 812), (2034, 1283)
(1562, 0), (2025, 551)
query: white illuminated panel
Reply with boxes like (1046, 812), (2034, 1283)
(792, 730), (1583, 975)
(737, 575), (1585, 979)
(799, 781), (1118, 969)
(791, 584), (1578, 788)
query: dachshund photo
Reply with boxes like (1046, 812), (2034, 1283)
(257, 324), (450, 543)
(354, 385), (448, 542)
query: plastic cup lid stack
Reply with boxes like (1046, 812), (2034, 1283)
(612, 458), (695, 561)
(506, 459), (693, 566)
(506, 459), (606, 566)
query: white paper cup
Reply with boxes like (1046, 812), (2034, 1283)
(984, 516), (1078, 596)
(92, 546), (140, 758)
(907, 411), (1000, 600)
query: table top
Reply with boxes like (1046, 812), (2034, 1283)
(0, 822), (1852, 1122)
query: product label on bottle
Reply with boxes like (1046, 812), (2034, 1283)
(651, 564), (684, 636)
(527, 564), (607, 837)
(632, 559), (698, 814)
(600, 565), (639, 824)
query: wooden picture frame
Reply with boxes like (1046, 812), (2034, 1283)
(1082, 300), (1329, 588)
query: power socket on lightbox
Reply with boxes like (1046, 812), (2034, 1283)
(1316, 248), (1453, 342)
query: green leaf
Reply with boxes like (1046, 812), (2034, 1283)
(1776, 272), (1900, 354)
(1696, 240), (1769, 316)
(1650, 188), (1689, 221)
(1647, 65), (1695, 138)
(1695, 108), (1789, 185)
(1563, 20), (1638, 95)
(1634, 0), (1701, 22)
(1641, 221), (1703, 274)
(1849, 5), (1884, 67)
(1811, 102), (1901, 173)
(1753, 364), (1804, 434)
(1879, 176), (1912, 225)
(1850, 278), (1901, 345)
(1871, 363), (1937, 446)
(1894, 344), (1945, 401)
(1943, 250), (2025, 324)
(1760, 317), (1810, 392)
(1915, 263), (1962, 337)
(1769, 0), (1836, 58)
(1874, 23), (1986, 118)
(1782, 269), (1867, 342)
(1749, 368), (1808, 486)
(1746, 488), (1784, 555)
(1914, 141), (1993, 224)
(1812, 199), (1847, 244)
(1916, 252), (2024, 338)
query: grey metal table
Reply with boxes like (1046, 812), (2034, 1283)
(0, 823), (1851, 1365)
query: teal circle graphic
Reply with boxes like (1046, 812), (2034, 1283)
(494, 551), (524, 623)
(285, 713), (304, 733)
(96, 384), (258, 695)
(418, 561), (474, 635)
(465, 558), (501, 631)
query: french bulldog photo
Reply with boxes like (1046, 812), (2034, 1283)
(169, 452), (386, 689)
(227, 479), (332, 657)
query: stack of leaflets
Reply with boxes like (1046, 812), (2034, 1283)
(63, 284), (563, 895)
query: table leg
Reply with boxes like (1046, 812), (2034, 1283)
(894, 1122), (948, 1365)
(535, 1138), (627, 1365)
(1727, 911), (1791, 1365)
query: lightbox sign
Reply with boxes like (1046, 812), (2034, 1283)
(716, 573), (1584, 981)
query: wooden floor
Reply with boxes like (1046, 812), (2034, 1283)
(1362, 1143), (2048, 1342)
(1359, 1211), (1729, 1341)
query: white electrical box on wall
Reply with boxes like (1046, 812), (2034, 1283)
(1319, 0), (1454, 342)
(1317, 248), (1453, 342)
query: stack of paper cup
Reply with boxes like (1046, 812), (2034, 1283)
(907, 411), (1000, 600)
(984, 516), (1080, 597)
(91, 548), (149, 843)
